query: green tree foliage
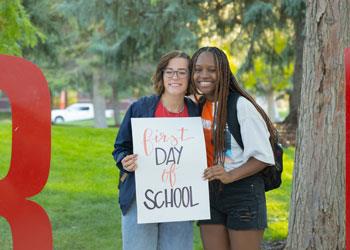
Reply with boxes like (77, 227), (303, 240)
(54, 0), (202, 126)
(60, 0), (200, 75)
(16, 0), (303, 124)
(281, 0), (305, 19)
(22, 0), (65, 65)
(197, 0), (304, 122)
(197, 1), (294, 85)
(20, 0), (74, 96)
(0, 0), (44, 55)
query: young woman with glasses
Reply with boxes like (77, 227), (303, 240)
(112, 51), (199, 250)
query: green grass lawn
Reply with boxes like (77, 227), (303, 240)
(0, 121), (294, 249)
(57, 117), (117, 127)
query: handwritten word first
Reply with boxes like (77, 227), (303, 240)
(143, 127), (194, 156)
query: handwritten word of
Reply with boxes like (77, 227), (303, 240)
(161, 163), (177, 187)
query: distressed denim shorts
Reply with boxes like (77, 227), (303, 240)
(198, 174), (267, 230)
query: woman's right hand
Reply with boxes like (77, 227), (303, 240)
(121, 154), (138, 172)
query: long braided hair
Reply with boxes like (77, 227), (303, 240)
(191, 47), (277, 165)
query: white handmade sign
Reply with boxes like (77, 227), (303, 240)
(131, 117), (210, 224)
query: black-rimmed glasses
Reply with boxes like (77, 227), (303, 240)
(163, 69), (188, 79)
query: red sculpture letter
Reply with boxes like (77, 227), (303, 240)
(0, 55), (52, 249)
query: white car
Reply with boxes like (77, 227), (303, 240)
(51, 103), (114, 123)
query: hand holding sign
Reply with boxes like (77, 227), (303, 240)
(121, 154), (138, 172)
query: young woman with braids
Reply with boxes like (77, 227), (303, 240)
(191, 47), (276, 250)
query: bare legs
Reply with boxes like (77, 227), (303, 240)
(200, 225), (264, 250)
(229, 229), (264, 250)
(200, 225), (230, 250)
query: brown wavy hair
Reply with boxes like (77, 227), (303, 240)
(191, 46), (277, 165)
(152, 50), (194, 95)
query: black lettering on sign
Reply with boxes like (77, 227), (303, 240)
(155, 146), (184, 166)
(143, 186), (199, 210)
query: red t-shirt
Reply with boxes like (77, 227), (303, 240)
(154, 101), (189, 117)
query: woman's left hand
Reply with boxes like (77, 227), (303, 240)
(203, 165), (233, 184)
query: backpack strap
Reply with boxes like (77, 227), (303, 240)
(226, 91), (244, 150)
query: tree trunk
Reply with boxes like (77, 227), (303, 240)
(92, 71), (107, 128)
(285, 1), (348, 249)
(111, 83), (120, 126)
(283, 12), (305, 129)
(266, 89), (277, 122)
